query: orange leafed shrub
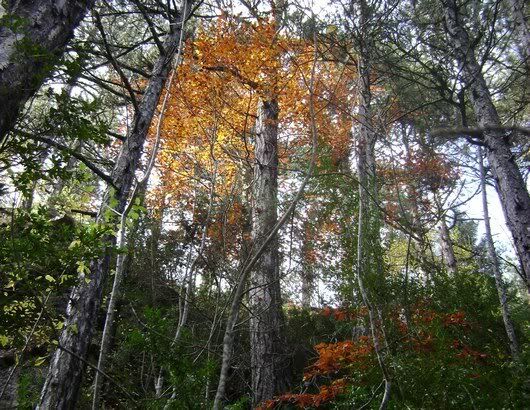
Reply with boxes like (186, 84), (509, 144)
(320, 306), (357, 321)
(304, 337), (372, 380)
(258, 379), (348, 409)
(443, 311), (468, 327)
(452, 339), (489, 363)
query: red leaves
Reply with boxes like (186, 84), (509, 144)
(304, 338), (372, 380)
(321, 306), (356, 321)
(443, 311), (468, 327)
(452, 339), (489, 363)
(320, 306), (367, 321)
(258, 379), (348, 409)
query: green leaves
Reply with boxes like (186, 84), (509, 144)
(0, 207), (108, 349)
(76, 260), (90, 276)
(46, 90), (110, 145)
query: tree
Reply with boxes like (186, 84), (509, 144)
(477, 145), (520, 360)
(249, 97), (291, 405)
(37, 2), (190, 407)
(442, 0), (530, 290)
(0, 0), (95, 142)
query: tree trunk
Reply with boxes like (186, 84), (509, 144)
(443, 0), (530, 289)
(300, 223), (315, 309)
(0, 0), (94, 141)
(249, 99), (289, 407)
(37, 7), (188, 407)
(214, 32), (318, 409)
(352, 1), (390, 407)
(478, 146), (520, 360)
(439, 217), (457, 274)
(0, 359), (18, 409)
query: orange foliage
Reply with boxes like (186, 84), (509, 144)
(452, 339), (489, 363)
(321, 306), (359, 321)
(304, 337), (373, 380)
(380, 151), (459, 227)
(258, 379), (348, 409)
(260, 305), (487, 409)
(152, 16), (355, 209)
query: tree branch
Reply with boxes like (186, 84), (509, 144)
(16, 131), (115, 188)
(93, 11), (140, 113)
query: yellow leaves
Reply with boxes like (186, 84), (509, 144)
(152, 15), (358, 209)
(35, 356), (47, 367)
(0, 334), (9, 347)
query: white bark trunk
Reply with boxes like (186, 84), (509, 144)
(478, 146), (520, 360)
(439, 217), (457, 274)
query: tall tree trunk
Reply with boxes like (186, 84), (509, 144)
(249, 99), (289, 406)
(37, 7), (188, 407)
(478, 146), (520, 360)
(213, 41), (318, 409)
(300, 225), (315, 308)
(0, 0), (94, 142)
(439, 217), (457, 274)
(443, 0), (530, 289)
(353, 1), (391, 407)
(300, 203), (318, 308)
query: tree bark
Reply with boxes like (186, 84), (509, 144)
(300, 218), (315, 308)
(0, 362), (18, 409)
(352, 1), (391, 407)
(249, 99), (290, 407)
(443, 0), (530, 289)
(439, 217), (457, 274)
(478, 146), (520, 360)
(37, 6), (188, 407)
(0, 0), (94, 141)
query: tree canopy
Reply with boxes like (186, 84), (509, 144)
(0, 0), (529, 408)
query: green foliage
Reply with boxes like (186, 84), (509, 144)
(15, 368), (46, 410)
(0, 207), (111, 348)
(98, 303), (216, 409)
(45, 90), (110, 145)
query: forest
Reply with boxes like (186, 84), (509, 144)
(0, 0), (529, 408)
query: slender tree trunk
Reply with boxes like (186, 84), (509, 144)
(443, 0), (530, 289)
(37, 7), (188, 407)
(0, 0), (94, 142)
(51, 140), (84, 198)
(478, 146), (520, 360)
(213, 36), (318, 409)
(91, 205), (130, 410)
(249, 99), (289, 407)
(0, 360), (18, 409)
(439, 217), (457, 274)
(162, 162), (217, 409)
(356, 162), (391, 410)
(300, 220), (315, 308)
(353, 2), (390, 407)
